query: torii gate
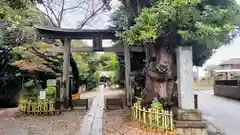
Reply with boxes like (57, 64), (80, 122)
(36, 26), (144, 109)
(36, 26), (209, 135)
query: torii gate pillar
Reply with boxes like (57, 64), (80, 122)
(124, 45), (132, 106)
(61, 37), (71, 110)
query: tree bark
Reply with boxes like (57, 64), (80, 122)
(142, 43), (177, 108)
(69, 53), (80, 94)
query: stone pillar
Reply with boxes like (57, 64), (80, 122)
(62, 37), (71, 109)
(176, 46), (207, 135)
(124, 44), (132, 106)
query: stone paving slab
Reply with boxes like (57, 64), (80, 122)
(77, 86), (105, 135)
(91, 95), (104, 135)
(77, 99), (97, 135)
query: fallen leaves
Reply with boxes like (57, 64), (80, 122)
(104, 109), (175, 135)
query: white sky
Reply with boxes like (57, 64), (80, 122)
(40, 0), (240, 77)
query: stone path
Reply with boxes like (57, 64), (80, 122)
(77, 86), (105, 135)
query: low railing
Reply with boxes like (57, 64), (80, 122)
(132, 101), (175, 133)
(19, 99), (55, 115)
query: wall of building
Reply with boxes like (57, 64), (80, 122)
(214, 80), (240, 100)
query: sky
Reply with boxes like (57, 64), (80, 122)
(40, 0), (240, 77)
(62, 0), (120, 47)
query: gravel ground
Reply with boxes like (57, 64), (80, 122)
(104, 109), (175, 135)
(15, 109), (86, 135)
(0, 108), (86, 135)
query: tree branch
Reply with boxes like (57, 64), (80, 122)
(36, 7), (57, 27)
(58, 0), (65, 27)
(41, 0), (60, 27)
(77, 3), (106, 29)
(62, 0), (92, 12)
(31, 47), (61, 65)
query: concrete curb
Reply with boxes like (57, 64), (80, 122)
(205, 119), (226, 135)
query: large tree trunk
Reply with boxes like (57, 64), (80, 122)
(142, 43), (177, 108)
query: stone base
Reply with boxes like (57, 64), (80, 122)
(175, 109), (208, 135)
(105, 98), (124, 109)
(177, 128), (208, 135)
(177, 109), (202, 121)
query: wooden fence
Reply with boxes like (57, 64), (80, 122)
(132, 101), (174, 132)
(19, 99), (55, 115)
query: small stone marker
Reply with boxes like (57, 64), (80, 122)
(40, 91), (46, 99)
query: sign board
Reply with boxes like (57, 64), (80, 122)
(39, 91), (46, 99)
(47, 79), (57, 87)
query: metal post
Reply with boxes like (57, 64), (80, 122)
(124, 44), (131, 106)
(62, 37), (71, 109)
(194, 94), (198, 109)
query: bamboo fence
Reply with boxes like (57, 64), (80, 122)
(19, 99), (55, 115)
(132, 101), (175, 133)
(19, 92), (56, 115)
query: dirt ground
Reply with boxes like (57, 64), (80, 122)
(104, 109), (175, 135)
(16, 110), (86, 135)
(0, 108), (86, 135)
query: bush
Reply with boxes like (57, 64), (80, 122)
(45, 86), (56, 95)
(151, 100), (163, 110)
